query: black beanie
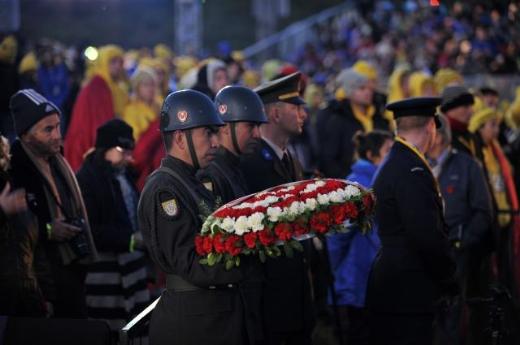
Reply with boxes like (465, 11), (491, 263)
(9, 89), (61, 136)
(440, 86), (474, 113)
(95, 119), (135, 150)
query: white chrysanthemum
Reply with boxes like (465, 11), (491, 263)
(305, 198), (317, 211)
(248, 212), (265, 232)
(201, 217), (212, 234)
(329, 191), (343, 203)
(220, 217), (235, 233)
(267, 206), (283, 222)
(288, 201), (304, 216)
(303, 183), (318, 193)
(316, 180), (326, 187)
(265, 196), (279, 204)
(317, 193), (330, 205)
(345, 185), (361, 198)
(234, 216), (250, 235)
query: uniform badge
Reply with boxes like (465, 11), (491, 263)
(203, 182), (213, 192)
(161, 198), (179, 217)
(261, 148), (273, 161)
(177, 110), (188, 123)
(218, 104), (227, 115)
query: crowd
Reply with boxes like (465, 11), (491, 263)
(1, 1), (520, 345)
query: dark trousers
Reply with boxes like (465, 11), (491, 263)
(51, 263), (87, 318)
(265, 329), (313, 345)
(369, 312), (433, 345)
(337, 305), (369, 345)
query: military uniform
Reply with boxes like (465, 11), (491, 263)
(239, 73), (315, 345)
(138, 89), (259, 345)
(367, 98), (457, 345)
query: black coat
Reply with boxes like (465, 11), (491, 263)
(76, 153), (136, 252)
(239, 138), (314, 340)
(368, 141), (457, 314)
(138, 156), (251, 345)
(197, 147), (248, 205)
(316, 99), (389, 178)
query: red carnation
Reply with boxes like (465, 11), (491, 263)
(344, 202), (359, 219)
(203, 235), (213, 254)
(224, 235), (242, 256)
(363, 194), (374, 212)
(258, 228), (275, 246)
(213, 233), (226, 253)
(195, 235), (205, 255)
(244, 232), (258, 249)
(293, 221), (309, 236)
(274, 223), (293, 241)
(310, 212), (331, 234)
(330, 205), (346, 225)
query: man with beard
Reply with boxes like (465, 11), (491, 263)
(9, 89), (98, 318)
(240, 72), (315, 345)
(138, 89), (257, 345)
(367, 97), (457, 345)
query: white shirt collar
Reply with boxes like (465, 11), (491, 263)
(262, 136), (285, 160)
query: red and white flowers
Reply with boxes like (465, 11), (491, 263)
(195, 178), (375, 269)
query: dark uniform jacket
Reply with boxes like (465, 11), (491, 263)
(197, 147), (249, 205)
(368, 141), (456, 313)
(138, 155), (249, 345)
(316, 98), (389, 178)
(240, 138), (314, 339)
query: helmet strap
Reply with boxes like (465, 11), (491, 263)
(185, 129), (200, 170)
(230, 122), (242, 155)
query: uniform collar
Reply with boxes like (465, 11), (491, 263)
(261, 136), (285, 160)
(162, 154), (196, 176)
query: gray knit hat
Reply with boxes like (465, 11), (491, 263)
(440, 86), (474, 113)
(336, 68), (368, 97)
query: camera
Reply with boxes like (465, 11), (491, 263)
(67, 218), (91, 259)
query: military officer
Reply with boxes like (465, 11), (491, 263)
(138, 89), (253, 345)
(367, 97), (458, 345)
(198, 85), (268, 204)
(240, 72), (314, 345)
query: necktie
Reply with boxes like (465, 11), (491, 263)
(282, 152), (293, 179)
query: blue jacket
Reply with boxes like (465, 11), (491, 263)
(327, 159), (381, 307)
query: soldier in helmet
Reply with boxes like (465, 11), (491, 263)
(198, 85), (268, 203)
(137, 90), (251, 345)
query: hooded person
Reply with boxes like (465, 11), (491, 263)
(9, 89), (98, 318)
(64, 45), (129, 171)
(408, 72), (437, 97)
(192, 59), (229, 100)
(353, 60), (388, 118)
(0, 35), (19, 141)
(123, 67), (161, 140)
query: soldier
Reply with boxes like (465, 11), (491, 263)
(198, 85), (268, 204)
(138, 89), (253, 345)
(240, 72), (314, 345)
(367, 97), (458, 345)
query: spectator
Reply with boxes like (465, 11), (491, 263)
(9, 89), (98, 318)
(317, 68), (389, 178)
(65, 45), (128, 171)
(0, 35), (19, 142)
(77, 119), (149, 337)
(441, 86), (476, 157)
(327, 130), (393, 345)
(122, 67), (161, 140)
(192, 59), (229, 100)
(0, 132), (48, 317)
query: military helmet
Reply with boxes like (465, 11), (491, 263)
(160, 89), (224, 132)
(214, 86), (268, 124)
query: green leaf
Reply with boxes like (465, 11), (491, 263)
(235, 256), (241, 267)
(225, 259), (235, 270)
(283, 243), (294, 258)
(259, 250), (266, 263)
(207, 252), (217, 266)
(290, 240), (304, 252)
(271, 246), (282, 257)
(199, 258), (208, 265)
(215, 253), (223, 263)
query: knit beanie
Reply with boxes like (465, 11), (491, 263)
(336, 68), (368, 98)
(95, 119), (135, 150)
(9, 89), (61, 136)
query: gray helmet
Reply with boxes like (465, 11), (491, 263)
(214, 86), (268, 124)
(160, 89), (224, 132)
